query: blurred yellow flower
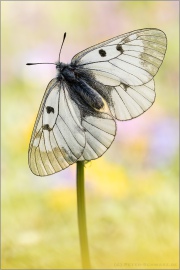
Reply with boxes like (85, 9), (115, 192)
(86, 158), (130, 198)
(46, 188), (76, 211)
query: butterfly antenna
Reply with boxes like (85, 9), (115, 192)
(58, 32), (66, 63)
(26, 62), (55, 65)
(26, 32), (66, 66)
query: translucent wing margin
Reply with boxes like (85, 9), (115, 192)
(72, 28), (167, 86)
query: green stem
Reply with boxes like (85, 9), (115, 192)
(76, 161), (91, 269)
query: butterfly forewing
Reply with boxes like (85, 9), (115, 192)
(29, 81), (86, 176)
(72, 28), (167, 86)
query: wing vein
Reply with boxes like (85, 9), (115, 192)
(124, 90), (146, 111)
(123, 44), (165, 54)
(84, 135), (99, 156)
(124, 50), (163, 61)
(83, 118), (114, 136)
(42, 130), (55, 173)
(123, 52), (159, 68)
(115, 57), (153, 74)
(129, 86), (154, 102)
(48, 131), (63, 170)
(56, 121), (78, 159)
(58, 114), (83, 148)
(63, 83), (85, 147)
(114, 87), (133, 118)
(52, 129), (71, 164)
(109, 61), (144, 84)
(34, 132), (42, 175)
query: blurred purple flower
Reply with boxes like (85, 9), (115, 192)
(148, 117), (178, 167)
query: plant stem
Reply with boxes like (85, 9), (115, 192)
(76, 161), (91, 269)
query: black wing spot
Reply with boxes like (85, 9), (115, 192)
(120, 83), (129, 91)
(99, 49), (106, 57)
(43, 124), (51, 131)
(46, 106), (54, 114)
(116, 44), (124, 54)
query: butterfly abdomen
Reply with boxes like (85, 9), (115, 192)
(73, 79), (104, 110)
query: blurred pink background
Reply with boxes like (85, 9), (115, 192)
(2, 1), (179, 269)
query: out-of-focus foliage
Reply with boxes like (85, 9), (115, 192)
(1, 1), (179, 269)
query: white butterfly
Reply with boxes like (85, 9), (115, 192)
(28, 28), (167, 176)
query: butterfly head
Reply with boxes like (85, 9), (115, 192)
(55, 62), (64, 79)
(55, 62), (65, 71)
(56, 62), (77, 82)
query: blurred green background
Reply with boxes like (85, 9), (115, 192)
(1, 1), (179, 269)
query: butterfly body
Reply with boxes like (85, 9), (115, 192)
(56, 62), (105, 110)
(28, 28), (167, 176)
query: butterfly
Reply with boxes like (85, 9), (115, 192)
(27, 28), (167, 176)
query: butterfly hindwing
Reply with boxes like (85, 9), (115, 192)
(72, 28), (167, 86)
(109, 79), (156, 120)
(79, 112), (116, 161)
